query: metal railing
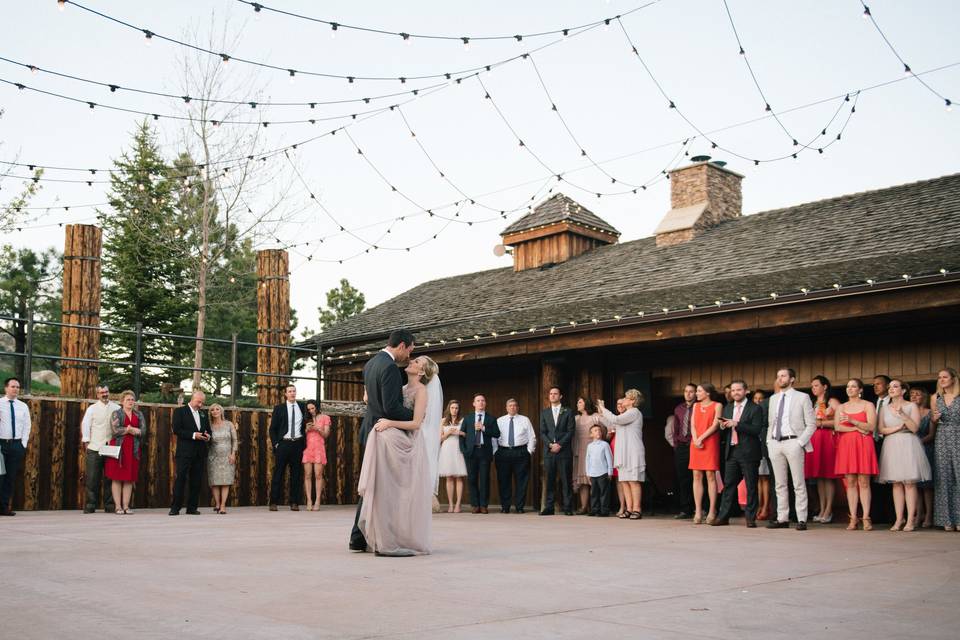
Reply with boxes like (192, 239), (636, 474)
(0, 312), (361, 404)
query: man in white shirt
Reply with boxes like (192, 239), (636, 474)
(494, 399), (536, 514)
(766, 368), (817, 530)
(0, 377), (32, 516)
(269, 385), (308, 511)
(80, 384), (120, 513)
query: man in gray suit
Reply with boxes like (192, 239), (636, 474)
(766, 368), (817, 530)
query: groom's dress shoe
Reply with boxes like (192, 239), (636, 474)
(349, 544), (368, 552)
(539, 509), (554, 516)
(479, 507), (488, 514)
(471, 507), (481, 514)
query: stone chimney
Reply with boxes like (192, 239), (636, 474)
(654, 160), (743, 247)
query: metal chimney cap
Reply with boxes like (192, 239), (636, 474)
(690, 155), (712, 163)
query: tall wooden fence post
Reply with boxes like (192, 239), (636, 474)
(256, 250), (291, 407)
(60, 224), (102, 399)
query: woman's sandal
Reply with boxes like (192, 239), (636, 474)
(629, 512), (642, 520)
(617, 512), (629, 519)
(846, 515), (859, 531)
(862, 516), (873, 531)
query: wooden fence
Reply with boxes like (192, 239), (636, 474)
(10, 396), (363, 511)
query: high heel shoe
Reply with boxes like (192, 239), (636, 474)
(705, 514), (717, 525)
(890, 520), (905, 532)
(902, 522), (915, 532)
(693, 512), (703, 525)
(846, 515), (859, 531)
(862, 516), (873, 531)
(820, 513), (833, 524)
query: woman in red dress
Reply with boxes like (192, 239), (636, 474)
(689, 383), (721, 524)
(834, 379), (878, 530)
(302, 400), (331, 511)
(104, 390), (146, 515)
(806, 375), (841, 524)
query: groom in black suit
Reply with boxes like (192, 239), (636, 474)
(712, 380), (765, 527)
(460, 394), (500, 514)
(349, 329), (416, 551)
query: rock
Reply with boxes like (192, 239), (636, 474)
(31, 370), (61, 387)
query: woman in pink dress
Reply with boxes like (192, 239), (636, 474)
(574, 397), (601, 515)
(806, 375), (841, 524)
(688, 383), (721, 524)
(302, 400), (331, 511)
(104, 390), (146, 515)
(834, 379), (879, 531)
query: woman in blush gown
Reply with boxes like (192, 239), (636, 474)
(357, 356), (441, 556)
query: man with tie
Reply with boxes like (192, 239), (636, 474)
(460, 394), (500, 514)
(670, 383), (697, 519)
(540, 386), (575, 516)
(269, 385), (309, 511)
(169, 390), (211, 515)
(766, 368), (817, 530)
(80, 384), (120, 513)
(712, 380), (765, 527)
(494, 398), (536, 514)
(0, 377), (31, 516)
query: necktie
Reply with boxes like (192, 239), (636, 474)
(684, 406), (692, 437)
(288, 404), (294, 438)
(508, 416), (515, 447)
(732, 403), (743, 445)
(774, 394), (785, 440)
(9, 400), (15, 440)
(477, 414), (483, 445)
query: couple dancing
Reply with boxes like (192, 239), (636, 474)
(349, 329), (441, 556)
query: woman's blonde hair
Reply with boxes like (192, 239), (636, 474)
(938, 368), (960, 398)
(209, 403), (224, 422)
(419, 356), (438, 384)
(624, 388), (645, 408)
(120, 390), (136, 402)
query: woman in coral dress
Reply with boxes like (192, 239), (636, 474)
(302, 400), (331, 511)
(689, 383), (721, 524)
(834, 378), (878, 530)
(806, 375), (841, 524)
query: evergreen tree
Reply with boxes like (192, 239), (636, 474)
(318, 279), (366, 331)
(0, 246), (62, 381)
(98, 122), (195, 390)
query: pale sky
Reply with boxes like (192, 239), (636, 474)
(3, 0), (959, 346)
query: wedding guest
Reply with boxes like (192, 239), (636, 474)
(105, 391), (146, 515)
(911, 386), (935, 528)
(752, 389), (771, 520)
(931, 367), (960, 531)
(540, 387), (574, 516)
(206, 403), (239, 514)
(585, 424), (613, 516)
(573, 397), (600, 514)
(806, 376), (841, 524)
(723, 384), (733, 404)
(169, 390), (211, 516)
(461, 394), (500, 514)
(495, 398), (536, 514)
(610, 398), (625, 516)
(766, 368), (817, 531)
(269, 385), (308, 511)
(80, 384), (120, 513)
(874, 375), (892, 419)
(689, 383), (721, 524)
(878, 379), (931, 531)
(670, 384), (697, 519)
(0, 377), (31, 516)
(302, 400), (331, 512)
(713, 380), (764, 527)
(598, 389), (646, 520)
(438, 399), (467, 513)
(835, 379), (879, 531)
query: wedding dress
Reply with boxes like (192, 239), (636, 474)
(356, 377), (440, 556)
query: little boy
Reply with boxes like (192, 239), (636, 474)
(585, 424), (613, 516)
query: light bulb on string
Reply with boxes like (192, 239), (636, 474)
(143, 30), (153, 46)
(252, 2), (262, 20)
(220, 53), (230, 64)
(331, 22), (338, 38)
(462, 37), (470, 51)
(401, 32), (411, 45)
(57, 0), (65, 11)
(288, 69), (296, 84)
(862, 5), (871, 19)
(903, 63), (912, 77)
(947, 99), (953, 112)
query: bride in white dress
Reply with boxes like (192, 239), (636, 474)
(357, 355), (441, 556)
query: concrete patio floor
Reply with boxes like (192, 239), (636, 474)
(2, 505), (958, 639)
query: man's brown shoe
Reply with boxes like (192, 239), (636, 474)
(290, 504), (300, 511)
(471, 507), (481, 514)
(479, 507), (488, 514)
(269, 504), (278, 511)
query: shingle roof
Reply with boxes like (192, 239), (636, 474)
(310, 173), (960, 350)
(501, 192), (620, 236)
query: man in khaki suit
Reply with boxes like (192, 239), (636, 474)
(766, 368), (817, 530)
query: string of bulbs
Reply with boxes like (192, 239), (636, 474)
(859, 1), (954, 111)
(233, 0), (663, 43)
(320, 269), (956, 361)
(58, 0), (652, 84)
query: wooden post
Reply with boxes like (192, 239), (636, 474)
(256, 250), (291, 407)
(60, 224), (102, 399)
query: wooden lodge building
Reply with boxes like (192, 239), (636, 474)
(313, 162), (960, 509)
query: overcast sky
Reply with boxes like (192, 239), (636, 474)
(3, 0), (958, 341)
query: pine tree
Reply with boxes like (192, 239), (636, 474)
(98, 122), (195, 391)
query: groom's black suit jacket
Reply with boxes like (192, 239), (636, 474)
(360, 350), (413, 447)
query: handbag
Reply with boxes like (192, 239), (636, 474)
(99, 444), (121, 460)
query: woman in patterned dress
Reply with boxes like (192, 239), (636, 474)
(931, 368), (960, 531)
(207, 404), (238, 514)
